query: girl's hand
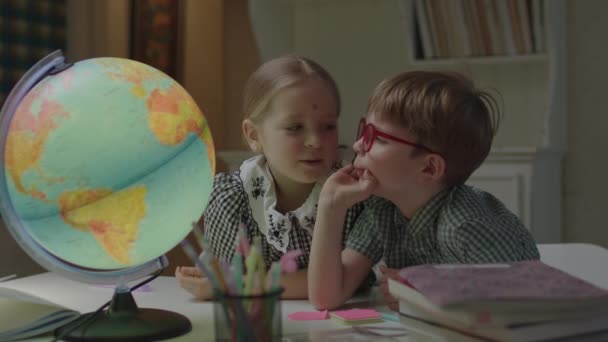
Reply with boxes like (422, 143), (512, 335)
(175, 266), (213, 300)
(379, 265), (400, 311)
(320, 164), (377, 210)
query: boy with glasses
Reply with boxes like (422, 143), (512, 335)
(308, 71), (540, 310)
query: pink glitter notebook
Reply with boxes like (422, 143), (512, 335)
(396, 260), (608, 311)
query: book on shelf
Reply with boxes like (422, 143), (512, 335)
(409, 0), (545, 59)
(414, 0), (435, 58)
(388, 260), (608, 341)
(0, 282), (80, 341)
(530, 0), (544, 52)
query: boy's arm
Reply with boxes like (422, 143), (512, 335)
(309, 165), (377, 309)
(308, 202), (374, 310)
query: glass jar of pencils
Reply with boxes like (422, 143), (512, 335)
(213, 287), (284, 342)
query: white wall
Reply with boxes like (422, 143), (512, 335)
(249, 0), (608, 247)
(563, 0), (608, 247)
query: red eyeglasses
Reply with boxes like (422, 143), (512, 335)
(355, 118), (436, 153)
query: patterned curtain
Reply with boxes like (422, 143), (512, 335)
(0, 0), (67, 106)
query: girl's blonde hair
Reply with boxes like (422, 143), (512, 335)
(243, 55), (340, 123)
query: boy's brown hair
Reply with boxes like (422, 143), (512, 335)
(367, 71), (500, 186)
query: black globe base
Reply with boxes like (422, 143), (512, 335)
(54, 290), (192, 341)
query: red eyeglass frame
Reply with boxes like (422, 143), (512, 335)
(355, 118), (436, 154)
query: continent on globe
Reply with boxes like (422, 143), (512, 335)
(147, 85), (215, 172)
(5, 84), (69, 200)
(60, 186), (146, 264)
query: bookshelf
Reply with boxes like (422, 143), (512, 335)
(407, 54), (548, 66)
(404, 0), (546, 61)
(245, 0), (566, 242)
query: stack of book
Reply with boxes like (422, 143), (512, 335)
(388, 260), (608, 341)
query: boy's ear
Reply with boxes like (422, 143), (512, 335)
(420, 153), (446, 182)
(242, 119), (262, 153)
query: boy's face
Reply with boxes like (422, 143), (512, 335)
(352, 114), (428, 199)
(255, 79), (339, 187)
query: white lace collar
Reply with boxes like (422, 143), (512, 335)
(239, 155), (321, 253)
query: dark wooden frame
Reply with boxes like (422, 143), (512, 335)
(130, 0), (181, 79)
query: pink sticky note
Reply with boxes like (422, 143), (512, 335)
(331, 308), (381, 320)
(288, 310), (328, 321)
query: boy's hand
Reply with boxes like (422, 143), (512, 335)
(379, 265), (400, 310)
(175, 266), (213, 300)
(320, 164), (377, 210)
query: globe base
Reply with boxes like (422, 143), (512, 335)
(54, 308), (192, 341)
(54, 290), (192, 341)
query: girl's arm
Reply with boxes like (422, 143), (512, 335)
(177, 172), (244, 299)
(279, 268), (308, 299)
(175, 266), (213, 300)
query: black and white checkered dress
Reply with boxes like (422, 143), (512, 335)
(203, 156), (363, 271)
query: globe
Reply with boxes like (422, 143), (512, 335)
(0, 50), (215, 340)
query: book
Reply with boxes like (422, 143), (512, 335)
(397, 306), (608, 342)
(414, 0), (435, 58)
(395, 260), (608, 312)
(495, 0), (517, 55)
(395, 309), (487, 342)
(391, 282), (608, 328)
(389, 260), (608, 341)
(530, 0), (544, 52)
(0, 285), (80, 341)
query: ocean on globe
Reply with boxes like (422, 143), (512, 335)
(3, 57), (215, 270)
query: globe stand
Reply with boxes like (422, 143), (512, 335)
(0, 49), (212, 342)
(54, 289), (192, 341)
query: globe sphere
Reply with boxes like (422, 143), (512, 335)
(1, 55), (215, 271)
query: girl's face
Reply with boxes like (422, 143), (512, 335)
(256, 79), (339, 187)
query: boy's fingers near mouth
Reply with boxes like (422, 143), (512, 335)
(341, 163), (354, 172)
(361, 169), (375, 180)
(348, 167), (364, 179)
(359, 170), (377, 189)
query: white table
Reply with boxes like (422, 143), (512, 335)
(537, 243), (608, 289)
(2, 243), (607, 341)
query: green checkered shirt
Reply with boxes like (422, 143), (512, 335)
(346, 185), (540, 269)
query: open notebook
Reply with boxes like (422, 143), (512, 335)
(0, 284), (80, 341)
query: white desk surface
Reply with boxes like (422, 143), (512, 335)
(1, 274), (409, 342)
(2, 243), (608, 341)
